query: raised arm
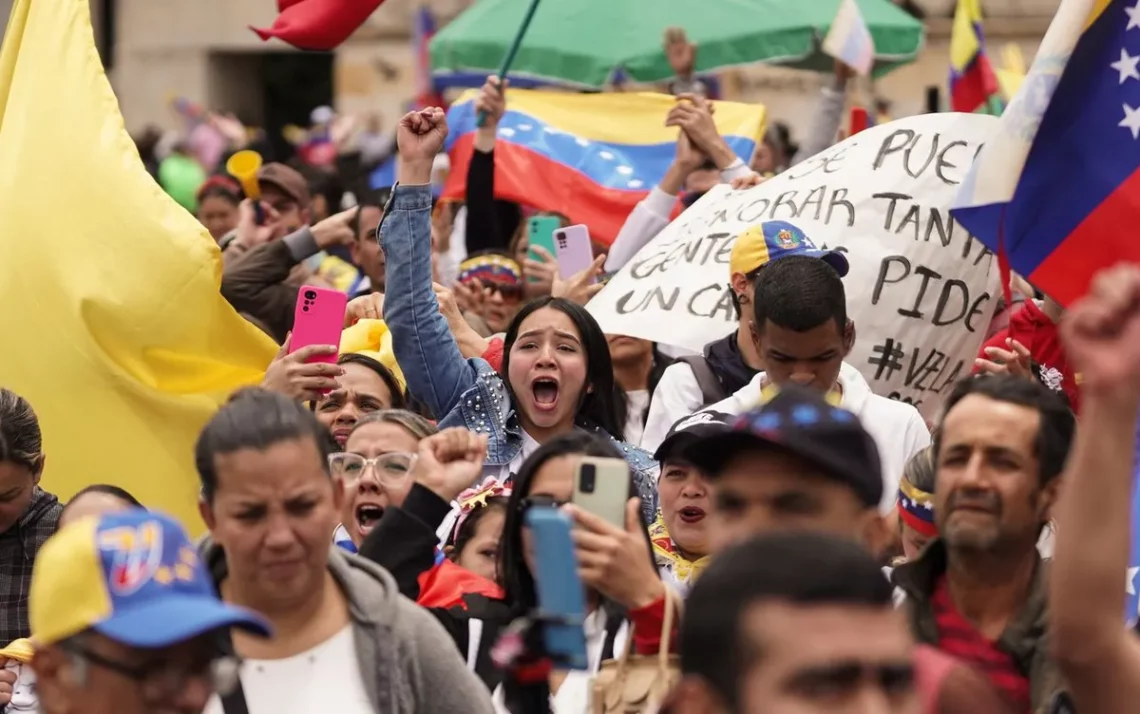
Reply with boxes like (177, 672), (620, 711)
(1051, 264), (1140, 713)
(381, 108), (477, 418)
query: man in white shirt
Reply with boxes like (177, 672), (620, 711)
(641, 223), (850, 452)
(698, 255), (929, 512)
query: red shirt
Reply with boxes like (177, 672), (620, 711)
(978, 299), (1079, 413)
(931, 575), (1031, 713)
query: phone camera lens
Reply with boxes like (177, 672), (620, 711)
(304, 290), (318, 300)
(301, 306), (309, 312)
(580, 464), (596, 494)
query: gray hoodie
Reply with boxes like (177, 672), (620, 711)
(201, 538), (494, 714)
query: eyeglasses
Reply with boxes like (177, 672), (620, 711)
(328, 451), (418, 487)
(485, 282), (524, 301)
(59, 639), (241, 700)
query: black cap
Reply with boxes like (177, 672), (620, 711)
(653, 411), (733, 464)
(686, 386), (883, 509)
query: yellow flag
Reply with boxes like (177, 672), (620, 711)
(0, 0), (277, 532)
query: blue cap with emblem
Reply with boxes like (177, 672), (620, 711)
(685, 386), (883, 509)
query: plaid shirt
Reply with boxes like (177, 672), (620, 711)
(0, 487), (61, 644)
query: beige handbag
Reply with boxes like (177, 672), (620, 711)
(591, 587), (682, 714)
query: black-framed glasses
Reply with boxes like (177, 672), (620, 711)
(59, 640), (241, 700)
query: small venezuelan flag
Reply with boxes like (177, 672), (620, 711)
(949, 0), (1001, 113)
(440, 90), (766, 246)
(952, 0), (1140, 307)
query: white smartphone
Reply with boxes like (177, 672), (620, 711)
(571, 457), (630, 530)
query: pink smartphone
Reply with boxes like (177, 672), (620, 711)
(290, 286), (347, 379)
(553, 224), (595, 281)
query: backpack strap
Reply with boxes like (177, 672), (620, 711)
(677, 355), (726, 406)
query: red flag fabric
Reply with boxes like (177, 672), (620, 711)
(416, 558), (504, 610)
(252, 0), (386, 51)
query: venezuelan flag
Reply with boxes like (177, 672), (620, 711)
(0, 0), (277, 532)
(440, 90), (766, 245)
(952, 0), (1140, 307)
(949, 0), (1001, 113)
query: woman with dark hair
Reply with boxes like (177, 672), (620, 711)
(59, 484), (143, 528)
(608, 337), (673, 446)
(196, 175), (242, 240)
(360, 431), (670, 709)
(313, 352), (406, 447)
(381, 118), (657, 520)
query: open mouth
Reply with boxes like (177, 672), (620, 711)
(531, 377), (560, 411)
(678, 506), (706, 524)
(355, 504), (385, 536)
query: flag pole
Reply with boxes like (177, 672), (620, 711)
(475, 0), (542, 127)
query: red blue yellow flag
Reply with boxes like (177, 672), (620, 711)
(952, 0), (1140, 306)
(440, 90), (766, 245)
(949, 0), (1001, 113)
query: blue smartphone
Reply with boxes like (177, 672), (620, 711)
(525, 506), (589, 670)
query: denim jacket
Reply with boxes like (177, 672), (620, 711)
(380, 185), (659, 521)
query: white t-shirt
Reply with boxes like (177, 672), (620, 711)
(623, 390), (650, 447)
(705, 362), (931, 514)
(641, 362), (707, 454)
(202, 626), (372, 714)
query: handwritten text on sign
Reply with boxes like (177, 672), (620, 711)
(589, 113), (1002, 418)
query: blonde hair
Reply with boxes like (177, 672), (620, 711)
(350, 409), (438, 442)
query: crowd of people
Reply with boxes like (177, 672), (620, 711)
(1, 33), (1137, 714)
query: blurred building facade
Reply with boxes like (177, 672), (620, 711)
(0, 0), (1061, 140)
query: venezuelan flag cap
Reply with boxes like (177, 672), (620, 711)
(728, 220), (849, 278)
(30, 510), (271, 647)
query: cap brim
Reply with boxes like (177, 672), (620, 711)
(801, 249), (849, 277)
(94, 594), (272, 648)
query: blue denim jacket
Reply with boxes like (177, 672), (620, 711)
(380, 185), (658, 521)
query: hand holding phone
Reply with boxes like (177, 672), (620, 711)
(553, 225), (595, 281)
(571, 457), (630, 530)
(289, 286), (348, 394)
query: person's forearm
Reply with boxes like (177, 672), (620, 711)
(658, 163), (687, 196)
(473, 127), (496, 153)
(706, 139), (738, 171)
(1053, 390), (1140, 660)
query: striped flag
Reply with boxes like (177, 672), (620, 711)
(413, 5), (445, 109)
(823, 0), (876, 76)
(949, 0), (1002, 113)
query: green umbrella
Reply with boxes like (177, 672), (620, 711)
(431, 0), (924, 89)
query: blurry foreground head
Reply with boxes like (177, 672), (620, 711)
(29, 509), (269, 714)
(674, 532), (915, 714)
(688, 385), (885, 554)
(196, 388), (343, 616)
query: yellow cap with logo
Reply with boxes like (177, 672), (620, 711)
(729, 220), (850, 278)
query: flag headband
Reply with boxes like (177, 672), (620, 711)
(897, 478), (937, 537)
(458, 254), (522, 287)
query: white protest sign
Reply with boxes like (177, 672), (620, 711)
(589, 112), (1002, 418)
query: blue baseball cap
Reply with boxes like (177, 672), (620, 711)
(30, 509), (271, 647)
(728, 220), (849, 277)
(686, 386), (883, 509)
